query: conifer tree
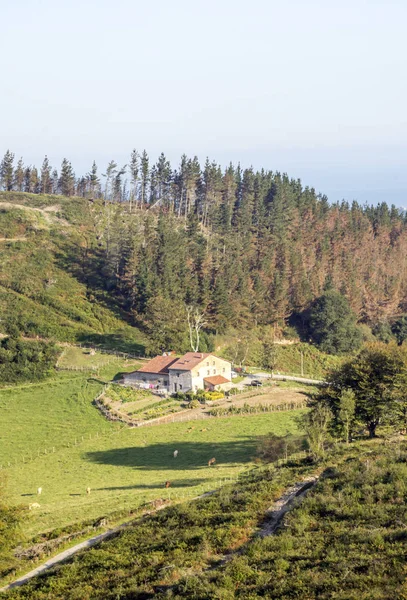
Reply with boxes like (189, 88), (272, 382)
(30, 167), (40, 193)
(129, 149), (139, 210)
(59, 158), (75, 196)
(0, 150), (14, 191)
(140, 150), (149, 205)
(23, 166), (31, 192)
(51, 169), (59, 194)
(103, 160), (117, 203)
(40, 155), (52, 194)
(87, 161), (100, 197)
(13, 158), (25, 192)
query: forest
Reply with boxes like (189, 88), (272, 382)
(0, 149), (407, 356)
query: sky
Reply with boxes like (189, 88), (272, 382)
(1, 0), (407, 206)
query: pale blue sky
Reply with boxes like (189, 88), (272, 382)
(1, 0), (407, 205)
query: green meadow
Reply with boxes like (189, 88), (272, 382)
(0, 363), (305, 538)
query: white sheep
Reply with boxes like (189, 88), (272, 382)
(86, 487), (91, 495)
(173, 450), (179, 458)
(29, 502), (41, 510)
(37, 487), (42, 495)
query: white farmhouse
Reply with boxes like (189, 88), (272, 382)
(124, 352), (232, 393)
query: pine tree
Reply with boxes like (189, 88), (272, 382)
(23, 167), (31, 192)
(40, 156), (52, 194)
(102, 160), (117, 203)
(140, 150), (149, 205)
(154, 153), (171, 208)
(29, 167), (40, 193)
(112, 165), (127, 203)
(51, 169), (59, 194)
(129, 149), (139, 210)
(59, 158), (75, 196)
(0, 150), (15, 191)
(13, 158), (25, 192)
(87, 161), (100, 198)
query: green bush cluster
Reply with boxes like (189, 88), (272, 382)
(0, 337), (59, 384)
(172, 389), (224, 403)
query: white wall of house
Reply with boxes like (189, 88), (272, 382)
(196, 355), (232, 389)
(169, 355), (232, 393)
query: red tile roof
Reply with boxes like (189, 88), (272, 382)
(169, 352), (212, 371)
(137, 356), (179, 375)
(204, 375), (230, 386)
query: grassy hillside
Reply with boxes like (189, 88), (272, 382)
(0, 348), (304, 539)
(4, 440), (405, 599)
(0, 192), (145, 353)
(219, 332), (343, 379)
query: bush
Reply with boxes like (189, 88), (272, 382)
(188, 399), (200, 409)
(0, 337), (59, 384)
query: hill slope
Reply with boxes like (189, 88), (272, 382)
(0, 193), (145, 353)
(4, 440), (405, 600)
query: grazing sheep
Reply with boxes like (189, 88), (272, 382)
(164, 481), (171, 488)
(86, 487), (91, 495)
(37, 487), (42, 495)
(208, 457), (216, 466)
(29, 502), (41, 510)
(173, 450), (178, 458)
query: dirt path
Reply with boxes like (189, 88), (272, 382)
(0, 202), (69, 227)
(259, 474), (319, 537)
(205, 473), (320, 574)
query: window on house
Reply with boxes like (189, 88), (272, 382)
(213, 369), (216, 374)
(207, 369), (210, 375)
(223, 368), (225, 373)
(196, 371), (200, 377)
(206, 362), (209, 366)
(212, 361), (215, 365)
(179, 384), (183, 390)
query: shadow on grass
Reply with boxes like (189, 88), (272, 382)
(85, 438), (261, 471)
(87, 377), (109, 385)
(96, 477), (209, 491)
(111, 371), (135, 382)
(77, 332), (145, 356)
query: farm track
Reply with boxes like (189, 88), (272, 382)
(203, 473), (320, 573)
(0, 473), (319, 594)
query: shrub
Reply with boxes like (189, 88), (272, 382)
(188, 399), (200, 409)
(0, 337), (59, 384)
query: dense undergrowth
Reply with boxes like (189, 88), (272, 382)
(0, 337), (58, 383)
(4, 440), (407, 599)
